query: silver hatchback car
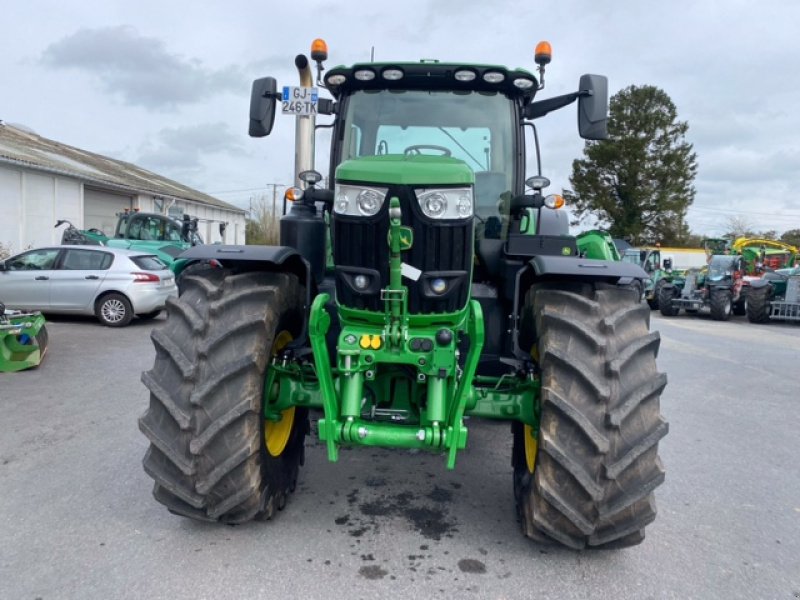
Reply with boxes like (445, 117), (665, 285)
(0, 245), (177, 327)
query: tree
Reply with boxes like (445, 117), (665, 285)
(245, 193), (281, 245)
(780, 229), (800, 247)
(565, 85), (698, 246)
(723, 215), (756, 240)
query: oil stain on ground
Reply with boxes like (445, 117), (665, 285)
(359, 565), (389, 580)
(457, 558), (487, 574)
(341, 487), (458, 541)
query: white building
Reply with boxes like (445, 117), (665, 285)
(0, 122), (246, 253)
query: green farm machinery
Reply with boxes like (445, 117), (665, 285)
(747, 266), (800, 323)
(57, 210), (207, 269)
(0, 302), (48, 372)
(658, 239), (747, 320)
(138, 40), (668, 549)
(620, 247), (673, 308)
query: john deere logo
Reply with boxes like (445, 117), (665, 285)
(561, 246), (572, 256)
(399, 226), (414, 250)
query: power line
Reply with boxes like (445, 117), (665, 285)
(689, 205), (800, 217)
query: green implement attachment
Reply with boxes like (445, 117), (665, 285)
(0, 303), (48, 372)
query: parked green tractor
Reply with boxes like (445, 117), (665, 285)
(57, 210), (206, 268)
(747, 266), (800, 323)
(139, 40), (668, 549)
(620, 247), (671, 308)
(0, 302), (48, 372)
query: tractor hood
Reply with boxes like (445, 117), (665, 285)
(335, 155), (474, 187)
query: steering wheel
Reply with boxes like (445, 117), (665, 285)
(88, 228), (105, 235)
(404, 144), (452, 157)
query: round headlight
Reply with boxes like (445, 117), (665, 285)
(354, 274), (369, 290)
(454, 70), (477, 82)
(482, 71), (505, 83)
(430, 278), (447, 295)
(354, 69), (375, 81)
(326, 74), (347, 86)
(357, 189), (383, 216)
(456, 194), (472, 217)
(382, 68), (404, 81)
(513, 78), (535, 89)
(421, 193), (447, 218)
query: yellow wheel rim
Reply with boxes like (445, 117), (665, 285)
(264, 330), (294, 457)
(525, 343), (540, 473)
(265, 406), (295, 457)
(524, 424), (538, 474)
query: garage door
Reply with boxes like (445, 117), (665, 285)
(84, 188), (132, 235)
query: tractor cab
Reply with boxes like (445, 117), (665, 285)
(115, 211), (202, 245)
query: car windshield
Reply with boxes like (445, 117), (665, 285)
(340, 89), (516, 222)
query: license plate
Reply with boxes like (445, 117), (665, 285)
(282, 86), (318, 116)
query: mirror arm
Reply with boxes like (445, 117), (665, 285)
(524, 91), (580, 119)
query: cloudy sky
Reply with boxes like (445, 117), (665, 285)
(3, 0), (799, 237)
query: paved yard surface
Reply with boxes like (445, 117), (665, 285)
(1, 311), (799, 599)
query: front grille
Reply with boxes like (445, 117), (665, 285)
(333, 185), (473, 314)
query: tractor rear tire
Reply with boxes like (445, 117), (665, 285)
(746, 285), (771, 323)
(513, 284), (668, 549)
(658, 284), (680, 317)
(710, 289), (732, 321)
(138, 268), (308, 523)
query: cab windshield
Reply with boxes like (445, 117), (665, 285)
(708, 256), (736, 281)
(340, 89), (517, 220)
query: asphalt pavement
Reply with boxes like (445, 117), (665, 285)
(1, 310), (799, 600)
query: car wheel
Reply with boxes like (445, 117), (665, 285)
(96, 293), (134, 327)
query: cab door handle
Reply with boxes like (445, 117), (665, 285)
(85, 275), (100, 280)
(35, 276), (49, 281)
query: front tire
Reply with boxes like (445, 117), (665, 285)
(746, 285), (772, 323)
(138, 269), (307, 523)
(647, 279), (665, 310)
(658, 284), (680, 317)
(709, 289), (732, 321)
(513, 284), (668, 549)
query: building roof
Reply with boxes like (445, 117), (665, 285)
(0, 122), (244, 214)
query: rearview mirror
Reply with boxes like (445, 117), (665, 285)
(578, 74), (608, 140)
(249, 77), (278, 137)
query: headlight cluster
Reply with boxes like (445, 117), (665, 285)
(334, 184), (388, 217)
(415, 188), (473, 219)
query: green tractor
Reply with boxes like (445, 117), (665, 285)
(620, 247), (667, 307)
(57, 210), (207, 269)
(747, 266), (800, 323)
(0, 302), (48, 372)
(138, 40), (668, 549)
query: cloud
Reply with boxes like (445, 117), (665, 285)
(135, 122), (244, 172)
(41, 26), (246, 110)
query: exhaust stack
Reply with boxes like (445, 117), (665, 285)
(294, 54), (315, 188)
